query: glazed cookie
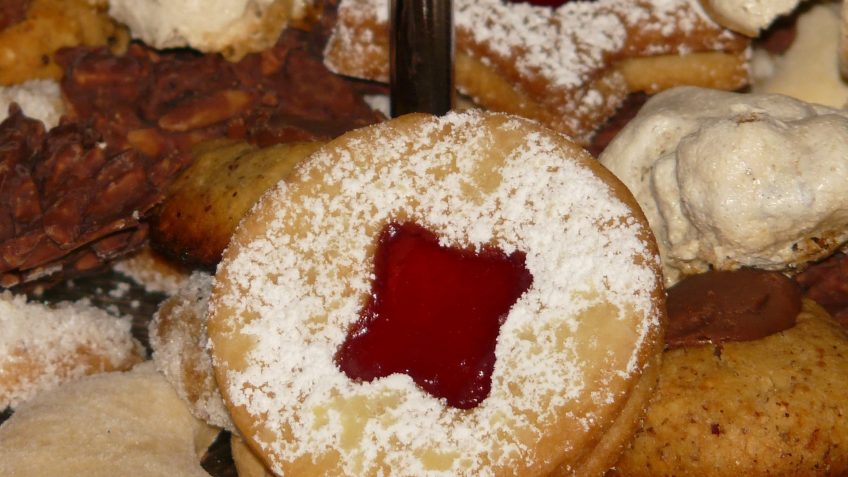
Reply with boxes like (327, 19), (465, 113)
(208, 111), (665, 476)
(613, 269), (848, 476)
(600, 87), (848, 286)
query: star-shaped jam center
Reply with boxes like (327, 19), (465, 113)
(336, 222), (533, 409)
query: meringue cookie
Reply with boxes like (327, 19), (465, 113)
(108, 0), (310, 60)
(600, 86), (848, 285)
(701, 0), (807, 36)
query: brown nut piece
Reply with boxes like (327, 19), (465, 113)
(0, 106), (183, 287)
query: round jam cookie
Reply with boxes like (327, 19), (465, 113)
(208, 111), (665, 476)
(613, 272), (848, 476)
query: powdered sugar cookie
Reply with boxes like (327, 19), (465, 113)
(150, 271), (234, 430)
(208, 111), (665, 476)
(324, 0), (748, 144)
(0, 291), (143, 409)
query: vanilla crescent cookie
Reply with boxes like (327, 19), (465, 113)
(208, 111), (665, 476)
(600, 87), (848, 286)
(0, 362), (219, 477)
(324, 0), (748, 144)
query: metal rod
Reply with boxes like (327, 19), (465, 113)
(390, 0), (454, 117)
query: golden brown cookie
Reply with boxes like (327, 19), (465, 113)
(151, 139), (322, 268)
(614, 298), (848, 477)
(0, 0), (128, 85)
(208, 111), (665, 476)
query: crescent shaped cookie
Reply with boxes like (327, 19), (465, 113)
(0, 363), (219, 477)
(0, 291), (143, 409)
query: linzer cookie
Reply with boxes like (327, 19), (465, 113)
(207, 111), (665, 476)
(612, 270), (848, 477)
(324, 0), (748, 143)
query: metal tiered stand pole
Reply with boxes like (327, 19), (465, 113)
(390, 0), (454, 116)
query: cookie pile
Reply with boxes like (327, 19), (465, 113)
(1, 1), (848, 476)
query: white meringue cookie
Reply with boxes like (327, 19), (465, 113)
(600, 86), (848, 286)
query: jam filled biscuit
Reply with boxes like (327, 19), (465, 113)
(613, 269), (848, 476)
(208, 111), (665, 476)
(324, 0), (748, 144)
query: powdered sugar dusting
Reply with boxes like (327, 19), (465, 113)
(210, 112), (661, 475)
(0, 291), (142, 408)
(150, 272), (234, 430)
(325, 0), (744, 141)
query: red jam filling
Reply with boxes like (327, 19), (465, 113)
(336, 222), (533, 409)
